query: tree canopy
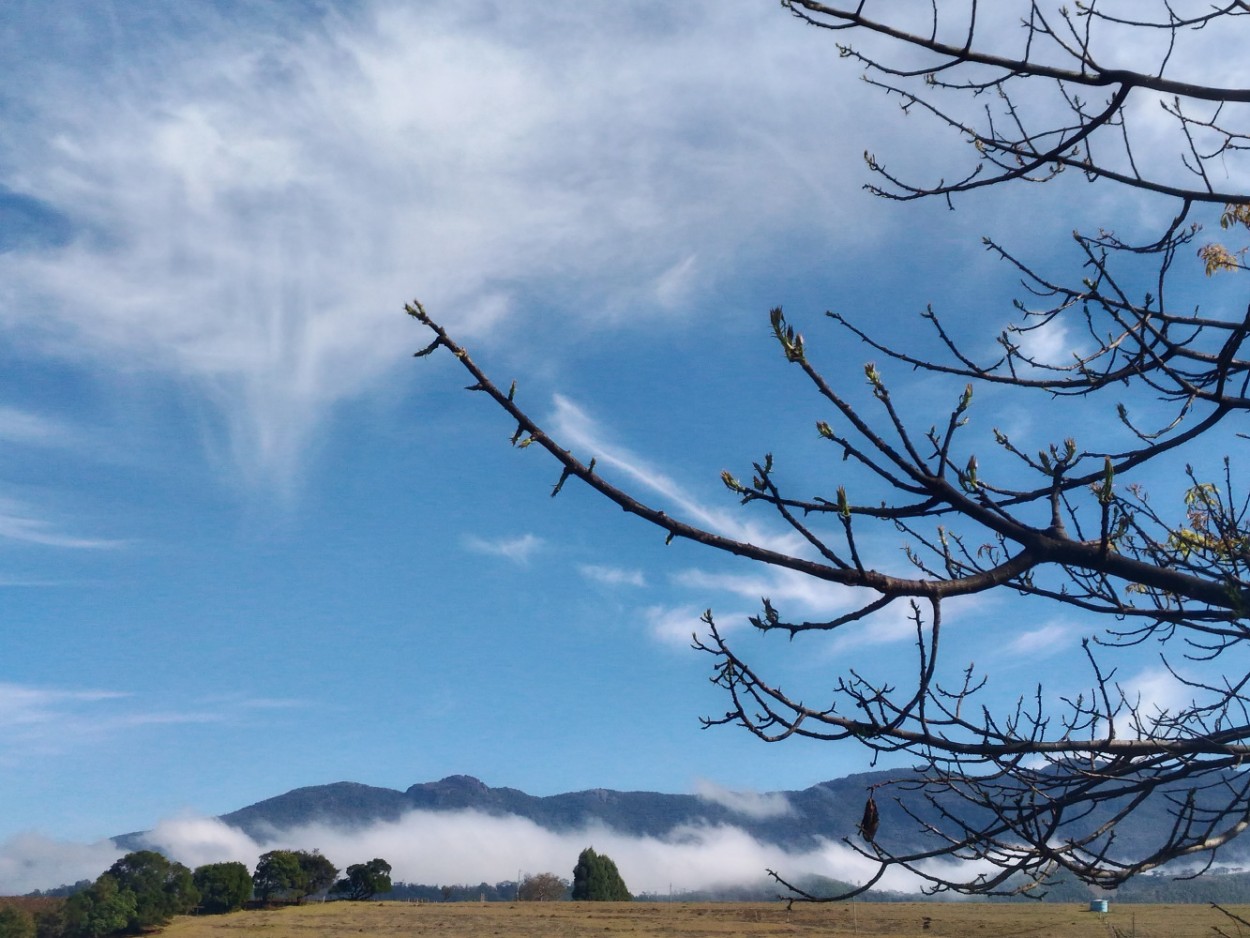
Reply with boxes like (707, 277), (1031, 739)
(517, 873), (569, 902)
(331, 859), (393, 901)
(296, 852), (338, 900)
(411, 0), (1250, 899)
(61, 876), (135, 938)
(0, 906), (35, 938)
(251, 851), (303, 904)
(101, 851), (198, 933)
(192, 862), (253, 915)
(56, 852), (199, 938)
(251, 849), (339, 904)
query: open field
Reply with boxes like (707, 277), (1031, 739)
(158, 899), (1250, 938)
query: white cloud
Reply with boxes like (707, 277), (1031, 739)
(819, 603), (921, 654)
(463, 533), (543, 564)
(694, 780), (793, 820)
(813, 592), (999, 656)
(1013, 317), (1076, 370)
(643, 604), (715, 647)
(1115, 666), (1198, 731)
(673, 566), (850, 616)
(1035, 661), (1226, 743)
(1000, 621), (1074, 658)
(139, 814), (263, 872)
(578, 564), (646, 588)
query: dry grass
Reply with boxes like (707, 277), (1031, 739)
(158, 899), (1250, 938)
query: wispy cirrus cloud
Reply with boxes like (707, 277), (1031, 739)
(0, 683), (305, 764)
(0, 683), (144, 760)
(548, 395), (915, 649)
(0, 407), (73, 447)
(578, 564), (646, 588)
(0, 683), (130, 721)
(548, 393), (1012, 664)
(0, 498), (122, 550)
(548, 394), (786, 550)
(0, 0), (886, 489)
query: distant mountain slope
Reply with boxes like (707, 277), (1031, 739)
(117, 769), (1250, 866)
(219, 781), (413, 834)
(210, 771), (907, 852)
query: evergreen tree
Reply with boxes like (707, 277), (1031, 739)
(570, 848), (630, 901)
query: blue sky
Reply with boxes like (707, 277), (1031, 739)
(2, 0), (1243, 894)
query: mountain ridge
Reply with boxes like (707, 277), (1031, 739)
(207, 770), (905, 851)
(115, 768), (1250, 869)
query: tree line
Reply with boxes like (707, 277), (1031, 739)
(0, 845), (631, 938)
(0, 850), (392, 938)
(326, 848), (630, 904)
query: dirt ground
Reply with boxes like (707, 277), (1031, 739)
(158, 898), (1250, 938)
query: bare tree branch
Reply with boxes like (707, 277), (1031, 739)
(409, 0), (1250, 899)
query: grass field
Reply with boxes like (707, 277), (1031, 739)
(156, 899), (1250, 938)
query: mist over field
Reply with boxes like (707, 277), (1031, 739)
(0, 807), (949, 897)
